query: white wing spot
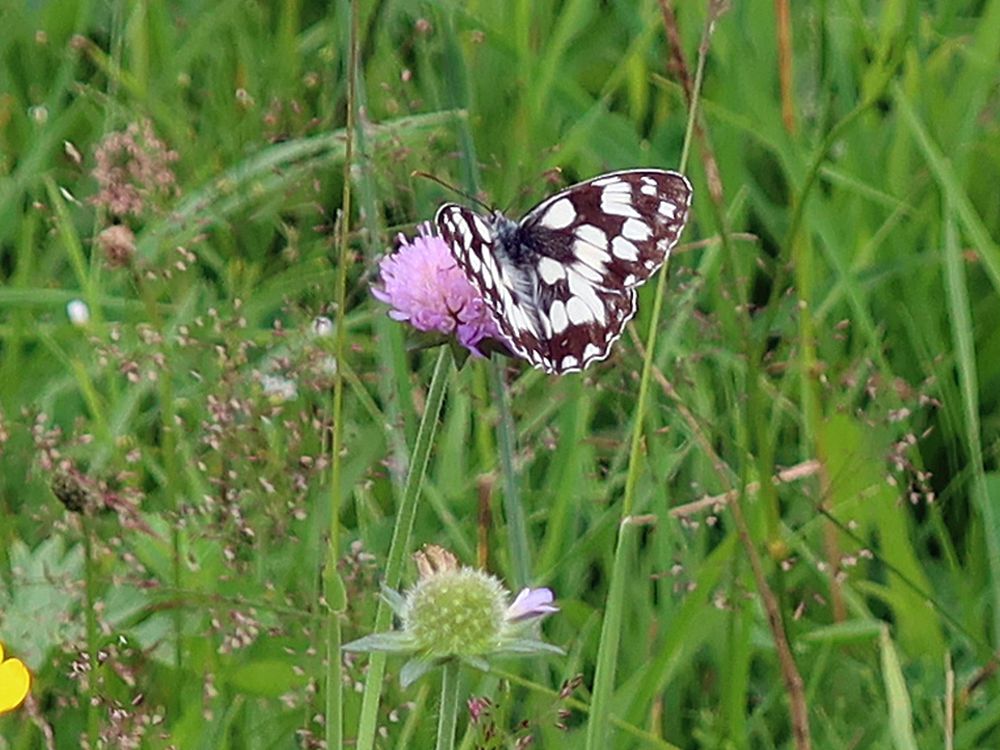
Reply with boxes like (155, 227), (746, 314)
(641, 176), (657, 187)
(561, 355), (578, 370)
(612, 236), (639, 261)
(472, 214), (491, 239)
(567, 269), (607, 324)
(622, 218), (652, 241)
(640, 183), (657, 195)
(576, 224), (607, 249)
(509, 305), (531, 333)
(566, 297), (593, 324)
(539, 311), (552, 338)
(657, 201), (676, 219)
(538, 257), (566, 285)
(623, 274), (636, 286)
(582, 343), (601, 362)
(549, 299), (569, 334)
(540, 198), (576, 229)
(601, 195), (641, 218)
(601, 181), (631, 195)
(572, 261), (603, 283)
(575, 242), (611, 270)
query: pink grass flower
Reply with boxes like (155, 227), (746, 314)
(372, 224), (499, 356)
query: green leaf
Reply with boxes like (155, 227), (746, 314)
(0, 537), (84, 670)
(225, 658), (309, 697)
(400, 658), (438, 688)
(342, 632), (414, 654)
(801, 619), (883, 644)
(879, 626), (918, 750)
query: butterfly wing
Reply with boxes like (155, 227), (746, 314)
(436, 169), (692, 374)
(435, 203), (551, 371)
(520, 169), (692, 292)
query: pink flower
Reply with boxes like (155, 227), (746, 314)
(372, 224), (500, 356)
(506, 587), (558, 623)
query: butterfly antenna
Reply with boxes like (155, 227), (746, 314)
(412, 171), (493, 213)
(499, 166), (563, 216)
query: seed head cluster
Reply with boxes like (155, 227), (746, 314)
(91, 120), (178, 219)
(402, 567), (508, 658)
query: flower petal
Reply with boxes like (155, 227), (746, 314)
(506, 587), (558, 622)
(0, 656), (30, 714)
(372, 223), (500, 357)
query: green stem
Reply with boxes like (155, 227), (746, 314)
(82, 514), (100, 747)
(324, 1), (359, 747)
(941, 200), (1000, 650)
(490, 359), (531, 588)
(435, 660), (462, 750)
(355, 347), (453, 750)
(585, 517), (642, 749)
(586, 12), (714, 749)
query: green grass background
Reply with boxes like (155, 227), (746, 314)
(1, 0), (999, 748)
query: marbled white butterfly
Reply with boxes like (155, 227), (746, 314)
(435, 169), (692, 374)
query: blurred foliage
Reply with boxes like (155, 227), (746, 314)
(1, 0), (998, 748)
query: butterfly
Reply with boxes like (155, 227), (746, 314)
(434, 168), (692, 374)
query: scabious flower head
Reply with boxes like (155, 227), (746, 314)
(372, 224), (500, 356)
(403, 553), (508, 658)
(0, 642), (30, 714)
(343, 545), (561, 687)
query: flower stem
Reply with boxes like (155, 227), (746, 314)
(490, 360), (531, 589)
(81, 514), (100, 747)
(435, 660), (461, 750)
(586, 9), (715, 749)
(355, 346), (453, 750)
(325, 0), (359, 743)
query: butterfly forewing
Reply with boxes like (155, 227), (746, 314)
(435, 168), (692, 374)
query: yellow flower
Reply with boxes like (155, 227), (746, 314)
(0, 642), (30, 714)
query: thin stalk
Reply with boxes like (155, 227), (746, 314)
(325, 1), (360, 747)
(585, 11), (713, 749)
(434, 660), (462, 750)
(490, 360), (531, 588)
(81, 514), (100, 747)
(586, 13), (712, 750)
(584, 516), (645, 749)
(356, 347), (453, 750)
(941, 201), (1000, 649)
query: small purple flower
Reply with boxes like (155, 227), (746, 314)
(372, 224), (500, 356)
(506, 588), (558, 623)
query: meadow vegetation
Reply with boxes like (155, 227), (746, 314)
(1, 0), (999, 748)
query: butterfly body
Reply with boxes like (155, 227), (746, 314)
(435, 169), (692, 374)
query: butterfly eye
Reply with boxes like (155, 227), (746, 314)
(436, 169), (692, 374)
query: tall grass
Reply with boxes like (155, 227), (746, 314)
(1, 1), (999, 748)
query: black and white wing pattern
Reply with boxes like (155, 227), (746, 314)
(435, 168), (692, 374)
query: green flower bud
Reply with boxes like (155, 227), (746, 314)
(402, 567), (508, 658)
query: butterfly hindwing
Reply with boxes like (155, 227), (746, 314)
(435, 169), (692, 374)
